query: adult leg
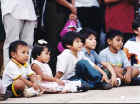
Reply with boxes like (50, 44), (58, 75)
(3, 14), (24, 67)
(20, 20), (36, 49)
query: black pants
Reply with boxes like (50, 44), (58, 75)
(77, 6), (102, 34)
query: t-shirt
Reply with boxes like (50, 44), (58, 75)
(75, 0), (99, 7)
(2, 60), (35, 89)
(99, 47), (131, 68)
(32, 60), (53, 77)
(56, 49), (81, 80)
(124, 37), (140, 64)
(79, 48), (101, 66)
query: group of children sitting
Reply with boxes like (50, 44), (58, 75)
(1, 16), (140, 101)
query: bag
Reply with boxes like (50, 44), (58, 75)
(57, 19), (82, 52)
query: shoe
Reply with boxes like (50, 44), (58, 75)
(0, 94), (8, 101)
(116, 78), (121, 87)
(77, 86), (88, 92)
(23, 87), (40, 98)
(100, 82), (113, 90)
(130, 77), (140, 86)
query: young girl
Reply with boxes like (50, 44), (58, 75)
(31, 40), (82, 93)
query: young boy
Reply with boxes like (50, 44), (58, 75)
(79, 28), (118, 87)
(99, 29), (140, 85)
(2, 40), (43, 98)
(55, 31), (108, 90)
(124, 15), (140, 65)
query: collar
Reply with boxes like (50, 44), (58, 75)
(11, 58), (28, 68)
(82, 48), (93, 56)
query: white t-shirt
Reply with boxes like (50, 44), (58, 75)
(2, 60), (35, 89)
(74, 0), (100, 7)
(1, 0), (37, 20)
(32, 60), (53, 77)
(56, 49), (81, 80)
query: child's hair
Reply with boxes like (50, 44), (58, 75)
(80, 28), (97, 43)
(132, 15), (140, 30)
(31, 39), (49, 60)
(61, 31), (82, 49)
(9, 40), (28, 58)
(106, 29), (123, 41)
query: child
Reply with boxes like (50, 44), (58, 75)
(55, 31), (104, 90)
(2, 40), (44, 98)
(124, 15), (140, 65)
(79, 28), (118, 87)
(31, 40), (83, 93)
(99, 29), (140, 85)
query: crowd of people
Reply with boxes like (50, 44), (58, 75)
(0, 0), (140, 101)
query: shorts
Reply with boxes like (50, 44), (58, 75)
(6, 83), (23, 97)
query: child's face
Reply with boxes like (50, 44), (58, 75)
(71, 37), (83, 52)
(11, 45), (29, 64)
(85, 34), (96, 50)
(38, 48), (50, 63)
(108, 35), (123, 52)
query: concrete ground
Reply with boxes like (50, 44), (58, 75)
(1, 86), (140, 103)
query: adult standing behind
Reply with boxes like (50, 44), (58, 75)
(72, 0), (102, 34)
(104, 0), (136, 43)
(1, 0), (37, 67)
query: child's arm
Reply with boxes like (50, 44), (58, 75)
(55, 71), (64, 79)
(123, 66), (132, 84)
(18, 76), (33, 88)
(101, 62), (117, 86)
(31, 64), (64, 85)
(93, 64), (110, 84)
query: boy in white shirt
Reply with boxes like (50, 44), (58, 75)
(2, 40), (43, 98)
(55, 31), (102, 90)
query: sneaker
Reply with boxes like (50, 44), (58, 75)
(0, 94), (8, 101)
(77, 86), (88, 92)
(23, 87), (40, 98)
(100, 82), (113, 90)
(116, 78), (121, 87)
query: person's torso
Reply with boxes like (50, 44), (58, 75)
(75, 0), (100, 7)
(1, 0), (37, 20)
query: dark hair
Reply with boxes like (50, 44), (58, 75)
(80, 28), (97, 43)
(132, 15), (140, 30)
(106, 29), (123, 40)
(31, 40), (49, 60)
(9, 40), (28, 58)
(61, 31), (82, 49)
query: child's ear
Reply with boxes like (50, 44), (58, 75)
(11, 52), (15, 58)
(107, 39), (111, 45)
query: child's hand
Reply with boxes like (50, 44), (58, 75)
(56, 79), (65, 86)
(32, 83), (40, 91)
(111, 74), (118, 86)
(102, 74), (110, 84)
(124, 67), (132, 84)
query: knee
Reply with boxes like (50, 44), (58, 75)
(76, 60), (89, 66)
(113, 66), (123, 74)
(13, 79), (26, 91)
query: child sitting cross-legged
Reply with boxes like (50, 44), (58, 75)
(2, 40), (44, 98)
(99, 29), (140, 86)
(31, 40), (84, 93)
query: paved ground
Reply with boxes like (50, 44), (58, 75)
(1, 86), (140, 103)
